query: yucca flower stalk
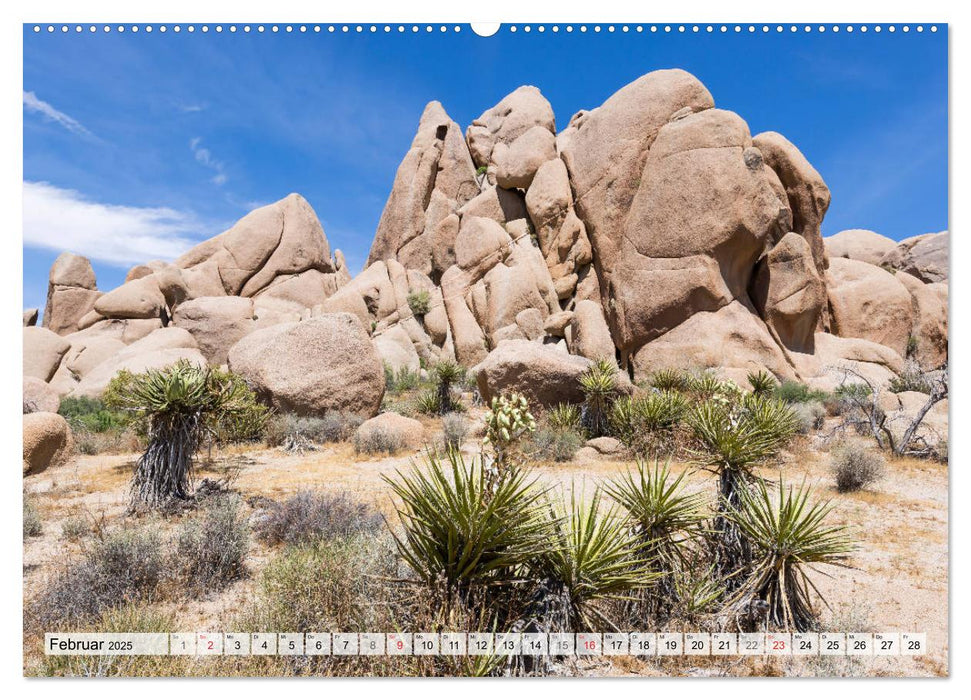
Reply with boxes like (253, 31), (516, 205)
(530, 487), (657, 631)
(482, 393), (536, 481)
(724, 479), (855, 631)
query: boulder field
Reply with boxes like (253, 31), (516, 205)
(24, 69), (948, 418)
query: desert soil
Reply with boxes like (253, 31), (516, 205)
(23, 421), (948, 678)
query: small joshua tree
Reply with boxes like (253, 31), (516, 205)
(579, 359), (618, 438)
(105, 361), (262, 509)
(433, 360), (465, 415)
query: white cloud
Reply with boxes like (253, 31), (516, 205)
(189, 137), (227, 186)
(23, 91), (95, 139)
(23, 181), (202, 267)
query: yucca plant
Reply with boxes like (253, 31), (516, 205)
(650, 368), (691, 393)
(610, 391), (689, 456)
(688, 371), (726, 401)
(433, 360), (466, 415)
(747, 369), (777, 397)
(483, 393), (537, 478)
(530, 487), (657, 631)
(605, 460), (706, 617)
(688, 395), (799, 585)
(105, 361), (259, 509)
(579, 358), (618, 437)
(383, 450), (554, 601)
(547, 403), (583, 433)
(724, 479), (855, 631)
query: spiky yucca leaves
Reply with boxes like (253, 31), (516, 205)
(688, 395), (799, 586)
(105, 361), (259, 508)
(650, 368), (692, 393)
(383, 451), (554, 602)
(747, 370), (778, 397)
(724, 479), (854, 631)
(433, 360), (466, 415)
(530, 488), (657, 631)
(610, 391), (688, 456)
(579, 358), (618, 437)
(604, 460), (706, 619)
(688, 371), (727, 400)
(547, 403), (583, 433)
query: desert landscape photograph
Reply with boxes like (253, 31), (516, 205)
(21, 20), (948, 678)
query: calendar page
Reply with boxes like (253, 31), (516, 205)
(20, 14), (949, 680)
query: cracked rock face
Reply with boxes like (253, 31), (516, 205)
(29, 68), (947, 408)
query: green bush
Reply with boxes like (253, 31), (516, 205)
(888, 360), (933, 394)
(24, 495), (42, 538)
(58, 396), (129, 433)
(385, 365), (421, 394)
(406, 290), (431, 317)
(527, 425), (584, 463)
(773, 380), (829, 405)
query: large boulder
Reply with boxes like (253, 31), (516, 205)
(825, 229), (897, 266)
(751, 232), (827, 353)
(228, 314), (384, 417)
(466, 85), (556, 178)
(792, 333), (905, 392)
(569, 300), (615, 362)
(176, 193), (336, 297)
(23, 377), (60, 414)
(880, 231), (948, 283)
(492, 125), (556, 190)
(43, 252), (101, 335)
(172, 296), (258, 365)
(630, 301), (797, 383)
(827, 258), (915, 358)
(70, 327), (204, 398)
(476, 339), (593, 408)
(366, 102), (479, 277)
(93, 274), (167, 320)
(23, 327), (70, 382)
(24, 309), (38, 326)
(895, 272), (948, 370)
(373, 325), (421, 373)
(752, 131), (831, 275)
(355, 412), (425, 451)
(600, 107), (791, 354)
(23, 412), (73, 475)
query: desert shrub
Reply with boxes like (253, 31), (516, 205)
(441, 413), (468, 451)
(254, 491), (383, 546)
(354, 425), (404, 455)
(61, 515), (91, 541)
(747, 370), (778, 396)
(59, 396), (130, 433)
(529, 488), (656, 630)
(527, 425), (584, 463)
(240, 534), (398, 634)
(32, 528), (165, 625)
(406, 290), (431, 317)
(830, 441), (886, 493)
(174, 495), (249, 592)
(385, 365), (421, 395)
(888, 360), (933, 394)
(24, 495), (42, 538)
(826, 383), (872, 416)
(547, 403), (583, 432)
(383, 450), (553, 596)
(793, 400), (826, 434)
(105, 362), (268, 508)
(725, 479), (854, 631)
(580, 359), (618, 437)
(72, 426), (143, 455)
(774, 380), (828, 404)
(906, 334), (919, 359)
(650, 368), (691, 392)
(609, 391), (688, 456)
(267, 412), (364, 450)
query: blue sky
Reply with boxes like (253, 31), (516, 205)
(23, 24), (947, 312)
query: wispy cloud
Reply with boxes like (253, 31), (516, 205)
(23, 181), (202, 266)
(189, 137), (227, 185)
(23, 91), (96, 140)
(178, 103), (207, 113)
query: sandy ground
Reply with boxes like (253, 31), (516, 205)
(22, 426), (948, 678)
